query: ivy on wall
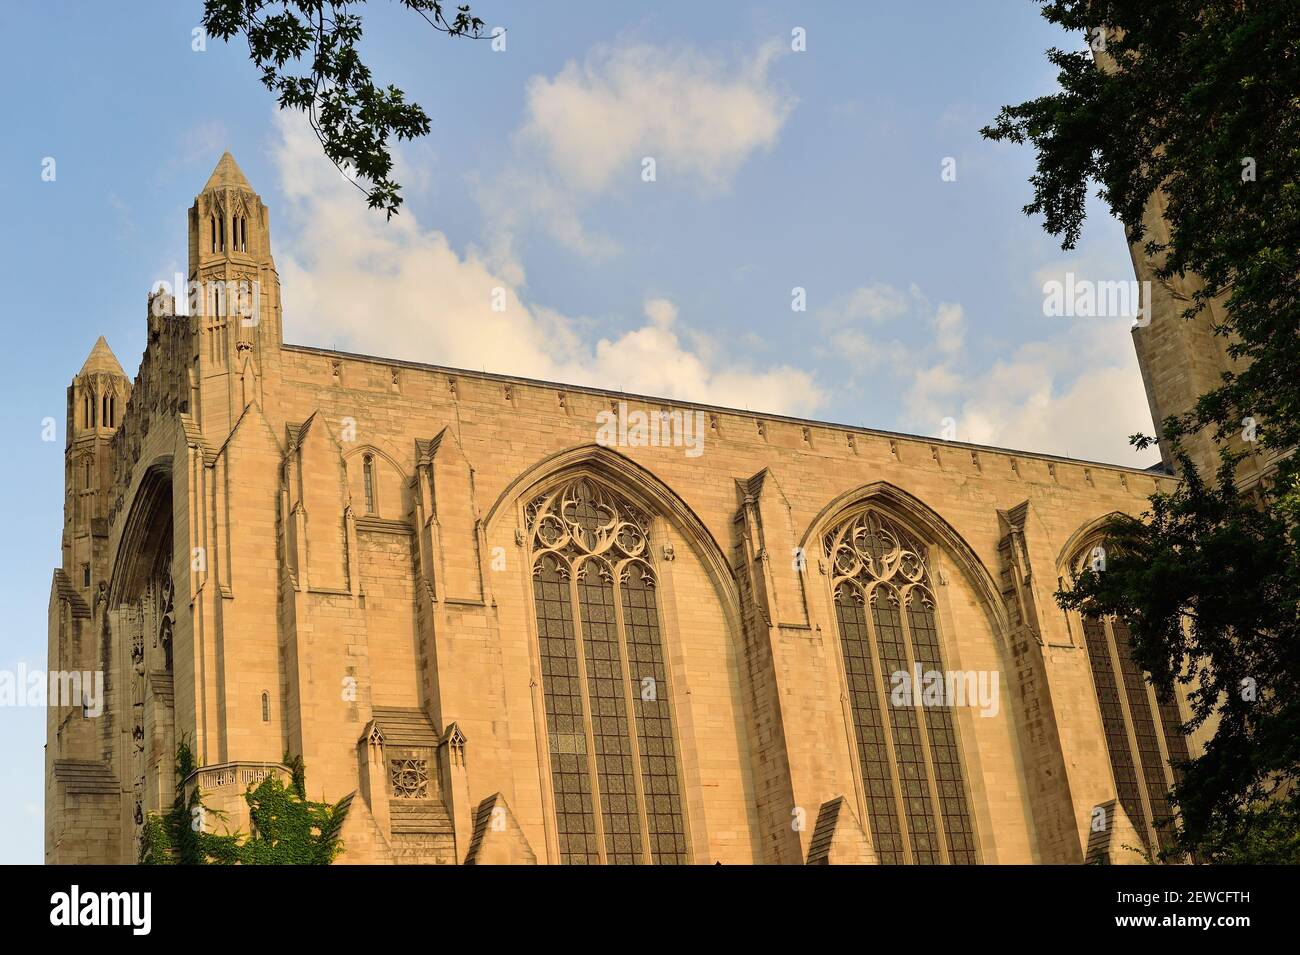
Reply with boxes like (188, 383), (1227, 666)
(140, 740), (353, 865)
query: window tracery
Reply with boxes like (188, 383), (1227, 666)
(526, 477), (688, 864)
(824, 507), (978, 864)
(389, 758), (430, 799)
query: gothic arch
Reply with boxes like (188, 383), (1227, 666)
(342, 440), (410, 519)
(800, 481), (1008, 637)
(800, 481), (1014, 864)
(1056, 510), (1127, 576)
(108, 457), (174, 608)
(341, 440), (409, 483)
(104, 456), (178, 840)
(485, 444), (739, 626)
(1056, 509), (1188, 858)
(489, 444), (748, 864)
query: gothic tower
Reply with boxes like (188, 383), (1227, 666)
(47, 337), (131, 863)
(187, 151), (283, 443)
(63, 337), (130, 600)
(1127, 205), (1274, 488)
(1093, 41), (1274, 489)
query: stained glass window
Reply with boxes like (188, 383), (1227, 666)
(1079, 601), (1188, 857)
(527, 477), (688, 864)
(824, 508), (978, 864)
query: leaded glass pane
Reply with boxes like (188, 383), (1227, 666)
(908, 589), (977, 863)
(533, 553), (600, 863)
(834, 581), (905, 863)
(872, 585), (940, 863)
(578, 558), (643, 864)
(527, 477), (688, 864)
(623, 560), (688, 864)
(1081, 614), (1148, 840)
(824, 507), (978, 864)
(1111, 618), (1179, 854)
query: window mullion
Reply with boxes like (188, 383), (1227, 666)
(1142, 679), (1177, 791)
(1104, 617), (1159, 852)
(864, 584), (913, 864)
(569, 560), (608, 864)
(899, 587), (951, 864)
(612, 561), (653, 864)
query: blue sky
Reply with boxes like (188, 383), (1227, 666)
(0, 0), (1158, 863)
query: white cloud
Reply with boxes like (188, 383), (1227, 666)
(1031, 240), (1145, 318)
(481, 40), (794, 267)
(830, 330), (908, 368)
(932, 302), (965, 355)
(816, 282), (910, 326)
(901, 318), (1158, 466)
(812, 269), (1155, 466)
(271, 113), (824, 418)
(522, 42), (791, 193)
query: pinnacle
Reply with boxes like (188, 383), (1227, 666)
(78, 336), (126, 378)
(202, 151), (252, 192)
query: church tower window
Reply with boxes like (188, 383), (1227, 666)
(362, 454), (376, 514)
(824, 507), (978, 864)
(525, 477), (688, 864)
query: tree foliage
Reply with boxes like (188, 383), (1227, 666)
(140, 741), (353, 865)
(202, 1), (485, 217)
(984, 1), (1300, 862)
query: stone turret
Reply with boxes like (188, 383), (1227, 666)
(187, 151), (283, 443)
(64, 336), (130, 597)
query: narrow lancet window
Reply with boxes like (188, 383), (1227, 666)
(363, 454), (376, 513)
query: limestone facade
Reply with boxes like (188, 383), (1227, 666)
(47, 155), (1195, 865)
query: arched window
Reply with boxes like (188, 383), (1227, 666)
(1071, 557), (1189, 856)
(824, 507), (978, 864)
(526, 476), (688, 864)
(362, 454), (376, 514)
(261, 691), (270, 722)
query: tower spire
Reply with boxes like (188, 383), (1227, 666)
(202, 151), (253, 192)
(188, 151), (282, 442)
(77, 335), (125, 378)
